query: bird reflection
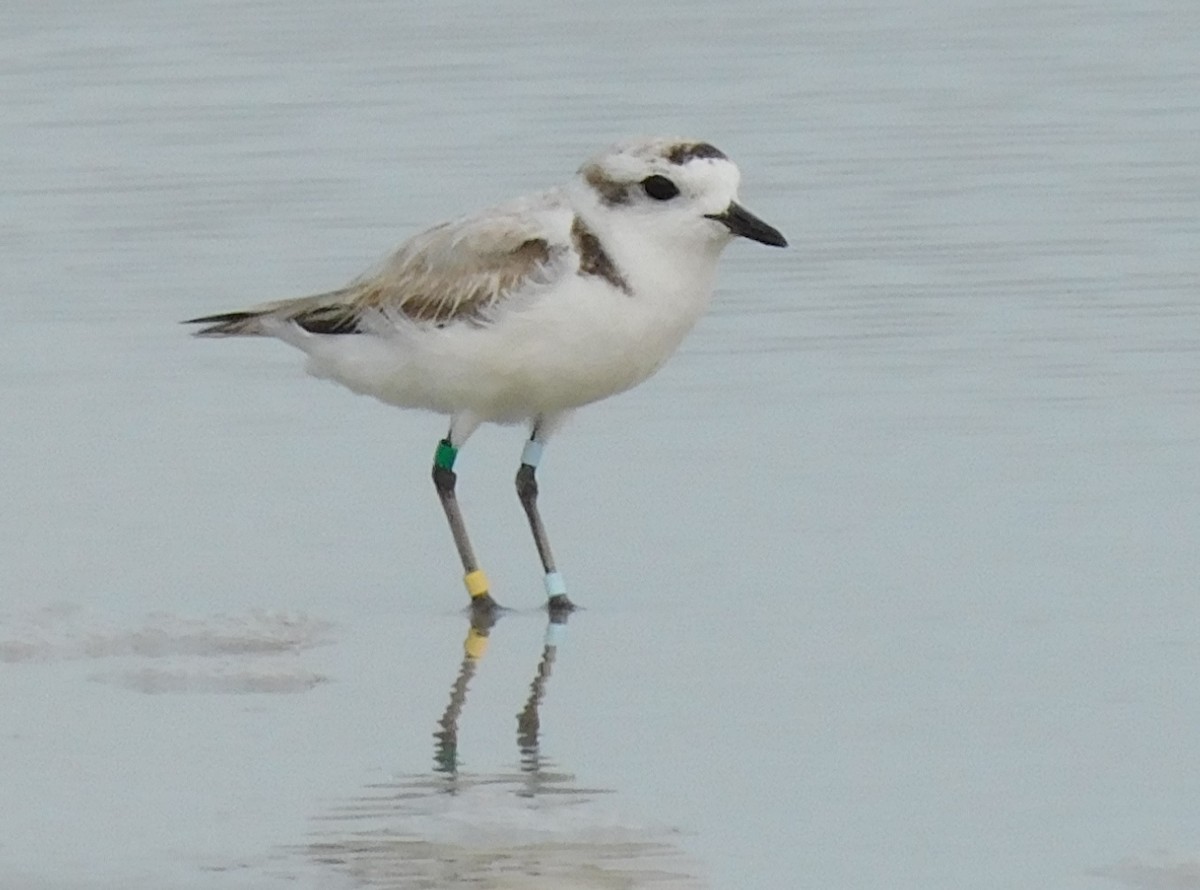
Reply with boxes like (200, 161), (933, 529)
(515, 624), (556, 775)
(300, 609), (703, 888)
(433, 607), (570, 788)
(432, 607), (498, 778)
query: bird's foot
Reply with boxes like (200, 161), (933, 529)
(546, 593), (577, 620)
(468, 592), (504, 630)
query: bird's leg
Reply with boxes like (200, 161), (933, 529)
(516, 433), (574, 614)
(432, 437), (497, 613)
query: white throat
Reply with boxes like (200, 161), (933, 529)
(567, 181), (728, 303)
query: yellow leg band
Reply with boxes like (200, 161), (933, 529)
(464, 570), (490, 598)
(464, 627), (489, 660)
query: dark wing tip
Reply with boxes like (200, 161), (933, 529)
(184, 306), (367, 336)
(181, 311), (265, 337)
(289, 312), (363, 334)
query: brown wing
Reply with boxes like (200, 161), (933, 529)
(185, 207), (562, 336)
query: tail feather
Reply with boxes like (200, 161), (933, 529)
(184, 286), (364, 337)
(182, 311), (270, 337)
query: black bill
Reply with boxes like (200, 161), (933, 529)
(706, 202), (787, 247)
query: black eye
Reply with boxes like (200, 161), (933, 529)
(641, 175), (679, 201)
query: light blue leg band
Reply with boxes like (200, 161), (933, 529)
(544, 621), (567, 648)
(521, 439), (544, 468)
(543, 571), (567, 598)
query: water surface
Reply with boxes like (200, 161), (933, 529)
(2, 2), (1199, 888)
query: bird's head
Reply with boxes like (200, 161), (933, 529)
(572, 137), (787, 256)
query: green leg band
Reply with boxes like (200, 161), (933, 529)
(435, 438), (458, 471)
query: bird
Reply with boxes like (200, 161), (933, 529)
(185, 137), (787, 616)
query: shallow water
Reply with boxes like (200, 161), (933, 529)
(2, 1), (1199, 888)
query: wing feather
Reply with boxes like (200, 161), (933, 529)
(185, 194), (567, 336)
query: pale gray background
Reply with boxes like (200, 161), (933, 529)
(2, 1), (1198, 888)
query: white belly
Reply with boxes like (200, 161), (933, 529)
(290, 273), (714, 423)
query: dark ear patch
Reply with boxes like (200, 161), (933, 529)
(666, 142), (727, 165)
(582, 164), (630, 205)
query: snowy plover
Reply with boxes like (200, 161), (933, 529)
(186, 137), (787, 614)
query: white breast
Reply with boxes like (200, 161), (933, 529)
(289, 251), (716, 424)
